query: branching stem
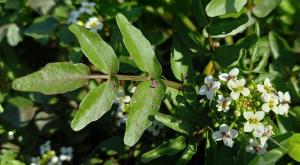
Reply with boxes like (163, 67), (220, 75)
(85, 74), (182, 90)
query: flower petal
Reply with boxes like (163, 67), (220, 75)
(230, 129), (238, 138)
(242, 87), (250, 96)
(255, 111), (265, 121)
(205, 75), (214, 85)
(257, 84), (265, 93)
(230, 91), (240, 100)
(206, 91), (214, 100)
(262, 103), (270, 112)
(212, 131), (222, 141)
(243, 111), (254, 120)
(229, 68), (239, 77)
(199, 85), (207, 95)
(219, 124), (229, 132)
(219, 73), (228, 81)
(244, 122), (253, 132)
(223, 138), (234, 148)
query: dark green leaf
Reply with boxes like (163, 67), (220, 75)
(124, 79), (166, 146)
(176, 139), (197, 165)
(205, 0), (247, 17)
(154, 112), (193, 135)
(116, 13), (162, 78)
(252, 0), (282, 18)
(69, 24), (119, 74)
(203, 13), (255, 38)
(248, 148), (286, 165)
(71, 76), (119, 131)
(12, 62), (90, 95)
(141, 136), (186, 163)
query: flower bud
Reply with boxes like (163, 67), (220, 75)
(234, 110), (241, 117)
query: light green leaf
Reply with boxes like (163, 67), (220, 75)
(12, 62), (90, 95)
(283, 133), (300, 162)
(249, 148), (286, 165)
(25, 0), (55, 14)
(176, 139), (197, 165)
(141, 136), (186, 163)
(203, 13), (256, 38)
(116, 13), (162, 78)
(154, 112), (193, 135)
(252, 0), (282, 18)
(0, 104), (3, 113)
(71, 76), (119, 131)
(6, 24), (22, 46)
(124, 79), (166, 146)
(69, 24), (119, 74)
(171, 39), (193, 81)
(205, 0), (247, 17)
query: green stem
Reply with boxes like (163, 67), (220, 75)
(86, 74), (182, 90)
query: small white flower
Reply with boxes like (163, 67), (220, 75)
(48, 156), (61, 165)
(59, 146), (73, 162)
(84, 17), (103, 32)
(216, 95), (232, 112)
(130, 86), (136, 93)
(199, 75), (221, 100)
(277, 91), (291, 115)
(243, 111), (265, 133)
(227, 79), (250, 100)
(79, 2), (96, 14)
(246, 138), (268, 155)
(257, 78), (274, 94)
(40, 140), (51, 155)
(253, 125), (273, 146)
(219, 68), (239, 81)
(261, 93), (279, 113)
(212, 124), (238, 148)
(67, 10), (81, 24)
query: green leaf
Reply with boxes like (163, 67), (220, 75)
(141, 136), (186, 163)
(282, 133), (300, 162)
(248, 148), (286, 165)
(25, 0), (55, 14)
(124, 79), (166, 146)
(116, 13), (162, 78)
(12, 62), (90, 95)
(252, 0), (282, 18)
(0, 104), (3, 113)
(6, 24), (22, 46)
(71, 76), (119, 131)
(25, 16), (59, 43)
(154, 112), (193, 135)
(69, 24), (119, 74)
(176, 139), (197, 165)
(205, 0), (247, 17)
(203, 13), (256, 38)
(192, 0), (208, 28)
(171, 39), (194, 81)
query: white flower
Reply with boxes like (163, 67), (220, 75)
(40, 140), (51, 155)
(216, 95), (232, 112)
(48, 156), (61, 165)
(227, 79), (250, 100)
(130, 86), (136, 93)
(79, 2), (96, 14)
(277, 91), (291, 115)
(67, 10), (81, 24)
(59, 146), (73, 162)
(261, 93), (278, 113)
(257, 78), (274, 94)
(243, 111), (265, 132)
(219, 68), (239, 81)
(212, 124), (238, 148)
(246, 138), (268, 155)
(199, 75), (221, 100)
(113, 89), (131, 111)
(253, 125), (273, 146)
(84, 17), (103, 32)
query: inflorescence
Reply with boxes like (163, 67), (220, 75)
(199, 68), (291, 154)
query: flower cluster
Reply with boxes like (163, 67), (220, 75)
(199, 68), (291, 154)
(30, 140), (73, 165)
(67, 1), (103, 32)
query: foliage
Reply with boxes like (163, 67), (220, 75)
(0, 0), (300, 164)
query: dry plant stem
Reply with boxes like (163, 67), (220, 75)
(86, 74), (182, 90)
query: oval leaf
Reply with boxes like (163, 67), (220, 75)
(71, 76), (119, 131)
(12, 62), (90, 94)
(205, 0), (247, 17)
(69, 24), (119, 74)
(141, 136), (186, 163)
(116, 13), (162, 78)
(252, 0), (282, 18)
(124, 79), (166, 146)
(154, 112), (193, 135)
